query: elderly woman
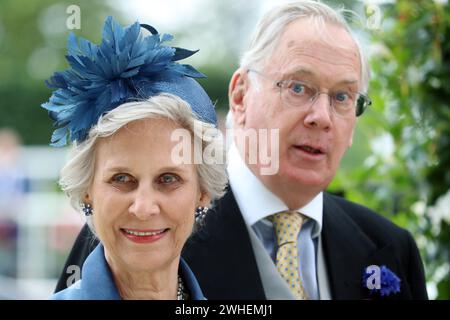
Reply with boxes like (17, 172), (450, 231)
(42, 17), (227, 300)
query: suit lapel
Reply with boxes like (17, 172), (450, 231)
(183, 189), (266, 299)
(322, 193), (377, 299)
(322, 193), (403, 299)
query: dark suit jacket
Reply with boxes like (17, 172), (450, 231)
(55, 190), (428, 300)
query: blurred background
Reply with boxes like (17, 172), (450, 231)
(0, 0), (448, 299)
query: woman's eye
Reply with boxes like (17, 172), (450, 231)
(158, 174), (180, 185)
(110, 173), (137, 191)
(112, 174), (132, 184)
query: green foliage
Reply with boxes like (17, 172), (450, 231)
(329, 0), (450, 299)
(197, 63), (238, 112)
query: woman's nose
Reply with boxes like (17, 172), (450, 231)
(128, 186), (160, 220)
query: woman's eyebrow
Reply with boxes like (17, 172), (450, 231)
(103, 166), (131, 173)
(157, 166), (190, 174)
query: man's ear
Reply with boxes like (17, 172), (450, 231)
(348, 126), (355, 148)
(228, 68), (248, 129)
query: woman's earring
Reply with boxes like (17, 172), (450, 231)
(81, 203), (93, 216)
(195, 206), (208, 223)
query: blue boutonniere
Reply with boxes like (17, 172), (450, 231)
(362, 265), (401, 297)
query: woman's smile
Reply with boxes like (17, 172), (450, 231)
(120, 227), (170, 244)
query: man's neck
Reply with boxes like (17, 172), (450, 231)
(257, 172), (320, 210)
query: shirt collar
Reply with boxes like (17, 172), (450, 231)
(227, 142), (323, 238)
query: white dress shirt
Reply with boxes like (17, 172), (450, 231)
(227, 142), (323, 299)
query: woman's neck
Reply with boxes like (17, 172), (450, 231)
(105, 251), (181, 300)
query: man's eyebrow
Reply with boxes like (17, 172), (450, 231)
(283, 68), (359, 85)
(282, 68), (314, 78)
(337, 79), (359, 85)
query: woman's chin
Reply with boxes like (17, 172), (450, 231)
(122, 251), (178, 271)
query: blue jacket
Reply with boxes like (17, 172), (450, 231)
(52, 244), (206, 300)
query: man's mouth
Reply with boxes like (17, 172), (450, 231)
(295, 145), (325, 155)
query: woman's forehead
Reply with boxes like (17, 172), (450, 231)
(93, 118), (198, 173)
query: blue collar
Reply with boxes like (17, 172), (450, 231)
(54, 243), (206, 300)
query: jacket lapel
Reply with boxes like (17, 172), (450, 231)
(322, 193), (403, 300)
(183, 189), (266, 299)
(322, 193), (377, 299)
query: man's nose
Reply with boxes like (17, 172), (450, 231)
(303, 93), (332, 131)
(129, 185), (160, 220)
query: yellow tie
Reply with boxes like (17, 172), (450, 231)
(269, 211), (308, 300)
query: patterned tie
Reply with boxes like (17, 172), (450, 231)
(269, 211), (308, 300)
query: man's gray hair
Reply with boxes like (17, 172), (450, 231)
(59, 93), (228, 234)
(240, 0), (370, 92)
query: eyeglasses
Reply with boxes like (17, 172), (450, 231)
(247, 69), (371, 117)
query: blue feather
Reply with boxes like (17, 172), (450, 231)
(172, 64), (206, 78)
(161, 33), (173, 43)
(41, 16), (213, 146)
(172, 47), (199, 61)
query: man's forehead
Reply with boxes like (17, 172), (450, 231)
(268, 24), (362, 84)
(277, 19), (361, 65)
(283, 18), (358, 47)
(286, 39), (359, 62)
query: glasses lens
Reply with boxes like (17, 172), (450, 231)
(281, 80), (314, 108)
(355, 95), (371, 117)
(278, 78), (370, 118)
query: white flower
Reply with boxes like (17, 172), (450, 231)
(427, 189), (450, 229)
(370, 133), (395, 161)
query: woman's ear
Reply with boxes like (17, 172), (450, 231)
(228, 68), (248, 129)
(84, 193), (92, 204)
(198, 191), (211, 208)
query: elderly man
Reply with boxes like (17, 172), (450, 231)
(55, 1), (428, 299)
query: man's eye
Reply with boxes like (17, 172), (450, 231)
(290, 82), (306, 94)
(335, 91), (351, 103)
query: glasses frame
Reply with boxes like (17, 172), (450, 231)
(247, 69), (371, 117)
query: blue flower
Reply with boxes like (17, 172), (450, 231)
(42, 16), (215, 147)
(362, 265), (401, 297)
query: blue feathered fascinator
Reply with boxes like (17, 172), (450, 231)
(42, 16), (216, 147)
